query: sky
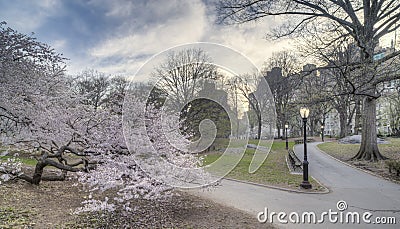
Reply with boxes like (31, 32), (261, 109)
(0, 0), (291, 77)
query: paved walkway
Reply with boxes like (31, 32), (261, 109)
(189, 142), (400, 228)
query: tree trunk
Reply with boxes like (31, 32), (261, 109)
(352, 96), (387, 161)
(354, 96), (362, 135)
(309, 120), (315, 137)
(339, 111), (348, 138)
(269, 124), (273, 138)
(32, 160), (46, 185)
(277, 125), (281, 138)
(257, 114), (262, 139)
(236, 118), (240, 138)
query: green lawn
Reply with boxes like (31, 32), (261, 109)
(0, 155), (37, 167)
(203, 140), (325, 192)
(1, 146), (37, 167)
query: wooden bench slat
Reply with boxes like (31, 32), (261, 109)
(288, 150), (302, 167)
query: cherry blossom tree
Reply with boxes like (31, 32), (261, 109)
(0, 22), (210, 213)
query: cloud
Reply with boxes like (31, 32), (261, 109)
(51, 39), (67, 51)
(0, 0), (61, 33)
(90, 0), (206, 57)
(208, 24), (293, 69)
(87, 0), (290, 77)
(85, 0), (207, 75)
(1, 0), (292, 77)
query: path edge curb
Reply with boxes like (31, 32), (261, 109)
(313, 142), (397, 184)
(291, 144), (330, 194)
(222, 177), (330, 194)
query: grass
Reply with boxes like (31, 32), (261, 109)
(1, 146), (38, 167)
(0, 147), (81, 168)
(0, 155), (37, 166)
(203, 139), (325, 192)
(0, 155), (84, 170)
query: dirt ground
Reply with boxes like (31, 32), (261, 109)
(0, 177), (274, 229)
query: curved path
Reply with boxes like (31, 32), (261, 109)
(189, 142), (400, 228)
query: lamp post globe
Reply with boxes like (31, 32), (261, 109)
(300, 107), (310, 119)
(299, 107), (312, 189)
(321, 125), (324, 142)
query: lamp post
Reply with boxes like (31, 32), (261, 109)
(285, 124), (289, 150)
(321, 125), (324, 142)
(300, 107), (312, 189)
(329, 128), (332, 138)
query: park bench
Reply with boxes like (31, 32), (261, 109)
(294, 138), (315, 144)
(386, 160), (400, 176)
(287, 149), (302, 173)
(294, 139), (303, 144)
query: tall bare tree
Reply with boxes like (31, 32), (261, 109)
(152, 48), (217, 111)
(233, 74), (275, 139)
(263, 51), (301, 138)
(218, 0), (400, 161)
(385, 85), (400, 136)
(74, 69), (110, 110)
(302, 38), (359, 138)
(297, 64), (332, 137)
(226, 77), (243, 138)
(237, 75), (264, 139)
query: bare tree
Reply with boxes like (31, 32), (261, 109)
(152, 48), (217, 111)
(106, 75), (128, 115)
(296, 64), (332, 137)
(233, 75), (262, 139)
(74, 69), (111, 110)
(302, 38), (359, 138)
(385, 88), (400, 136)
(233, 74), (275, 139)
(263, 51), (301, 138)
(226, 77), (242, 138)
(218, 0), (400, 161)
